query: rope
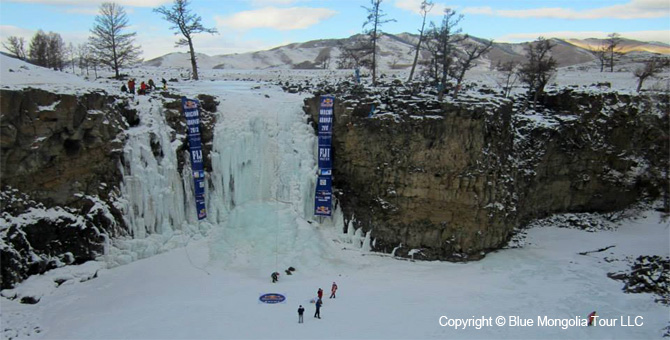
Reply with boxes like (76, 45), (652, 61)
(181, 223), (211, 276)
(275, 109), (280, 273)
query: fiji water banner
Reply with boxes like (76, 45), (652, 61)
(182, 97), (207, 220)
(315, 175), (332, 216)
(315, 95), (334, 216)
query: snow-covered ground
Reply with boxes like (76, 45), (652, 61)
(1, 55), (669, 339)
(2, 209), (668, 339)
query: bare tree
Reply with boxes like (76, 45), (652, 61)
(47, 32), (65, 71)
(89, 2), (142, 79)
(154, 0), (217, 81)
(28, 30), (50, 67)
(605, 33), (622, 72)
(518, 37), (557, 108)
(425, 8), (464, 100)
(336, 36), (373, 70)
(452, 37), (493, 98)
(362, 0), (395, 85)
(77, 43), (91, 75)
(494, 61), (519, 98)
(407, 0), (434, 82)
(593, 42), (609, 72)
(315, 48), (332, 69)
(65, 42), (76, 73)
(634, 57), (669, 92)
(2, 36), (27, 60)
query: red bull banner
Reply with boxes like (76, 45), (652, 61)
(182, 97), (207, 220)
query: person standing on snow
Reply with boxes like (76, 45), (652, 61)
(317, 288), (323, 300)
(314, 298), (322, 319)
(271, 272), (279, 283)
(128, 79), (135, 95)
(148, 78), (156, 90)
(330, 282), (338, 299)
(588, 311), (597, 326)
(298, 305), (305, 323)
(161, 78), (167, 90)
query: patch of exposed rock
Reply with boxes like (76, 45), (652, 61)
(302, 80), (668, 261)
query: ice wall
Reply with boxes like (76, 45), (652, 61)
(113, 96), (196, 265)
(114, 82), (352, 269)
(206, 88), (325, 271)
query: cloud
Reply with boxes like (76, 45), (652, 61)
(216, 7), (337, 31)
(496, 30), (670, 44)
(394, 0), (448, 16)
(5, 0), (171, 7)
(63, 7), (100, 15)
(463, 0), (669, 19)
(138, 32), (277, 59)
(250, 0), (305, 5)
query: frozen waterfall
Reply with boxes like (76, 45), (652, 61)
(114, 82), (347, 269)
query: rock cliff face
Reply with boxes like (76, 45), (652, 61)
(304, 82), (668, 261)
(1, 88), (130, 288)
(1, 89), (131, 207)
(0, 88), (217, 289)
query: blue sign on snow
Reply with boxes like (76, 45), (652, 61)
(259, 293), (286, 304)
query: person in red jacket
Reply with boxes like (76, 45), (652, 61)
(139, 81), (147, 95)
(330, 282), (337, 298)
(128, 79), (135, 95)
(588, 311), (597, 326)
(317, 288), (323, 300)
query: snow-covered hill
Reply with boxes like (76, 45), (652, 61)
(144, 33), (669, 71)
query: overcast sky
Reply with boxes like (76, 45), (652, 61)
(1, 0), (668, 60)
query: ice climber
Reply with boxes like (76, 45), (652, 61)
(314, 298), (322, 319)
(588, 311), (597, 326)
(298, 305), (305, 323)
(271, 272), (279, 283)
(330, 282), (337, 298)
(128, 79), (135, 95)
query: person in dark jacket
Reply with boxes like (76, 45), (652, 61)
(298, 305), (305, 323)
(161, 78), (167, 90)
(121, 84), (127, 92)
(314, 298), (322, 319)
(271, 272), (279, 283)
(148, 78), (156, 90)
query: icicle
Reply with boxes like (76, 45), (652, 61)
(361, 230), (372, 252)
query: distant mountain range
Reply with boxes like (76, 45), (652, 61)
(144, 33), (670, 71)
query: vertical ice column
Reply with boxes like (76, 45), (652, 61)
(208, 99), (319, 224)
(119, 99), (188, 238)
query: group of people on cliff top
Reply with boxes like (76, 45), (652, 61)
(121, 78), (168, 95)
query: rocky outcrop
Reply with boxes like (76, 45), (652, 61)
(0, 88), (132, 289)
(304, 82), (668, 261)
(0, 88), (218, 290)
(0, 88), (128, 207)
